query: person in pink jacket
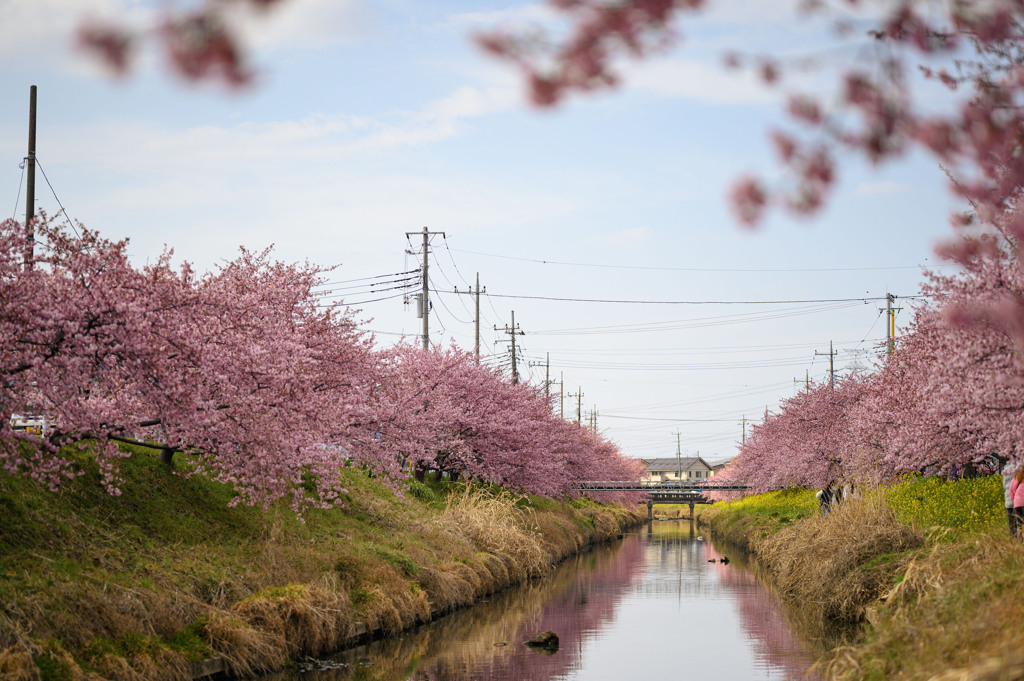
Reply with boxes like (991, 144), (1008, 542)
(1011, 468), (1024, 540)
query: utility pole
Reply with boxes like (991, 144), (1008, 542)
(494, 310), (525, 383)
(454, 272), (486, 363)
(559, 372), (564, 419)
(815, 340), (837, 388)
(405, 226), (445, 350)
(528, 352), (552, 398)
(674, 429), (682, 481)
(568, 388), (583, 425)
(741, 416), (747, 445)
(881, 293), (900, 357)
(545, 353), (550, 398)
(794, 369), (809, 393)
(24, 85), (36, 270)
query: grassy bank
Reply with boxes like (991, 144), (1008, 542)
(0, 444), (641, 680)
(702, 476), (1024, 681)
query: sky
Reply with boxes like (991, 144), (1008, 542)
(0, 0), (965, 465)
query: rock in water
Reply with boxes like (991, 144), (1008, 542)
(524, 631), (559, 651)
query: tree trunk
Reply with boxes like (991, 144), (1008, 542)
(159, 447), (174, 467)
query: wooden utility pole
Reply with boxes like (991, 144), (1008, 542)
(24, 85), (37, 269)
(815, 340), (837, 388)
(741, 416), (747, 444)
(794, 369), (809, 392)
(454, 272), (486, 363)
(674, 429), (682, 481)
(559, 372), (564, 418)
(568, 388), (583, 425)
(545, 353), (550, 398)
(528, 353), (553, 397)
(406, 226), (445, 350)
(494, 311), (524, 383)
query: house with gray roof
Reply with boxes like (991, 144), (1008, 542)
(641, 456), (715, 483)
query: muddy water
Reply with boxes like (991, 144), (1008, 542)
(264, 520), (825, 681)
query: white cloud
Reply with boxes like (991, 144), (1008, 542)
(855, 181), (910, 197)
(625, 55), (777, 105)
(603, 226), (656, 247)
(444, 4), (557, 30)
(223, 0), (379, 51)
(42, 81), (518, 173)
(0, 0), (150, 62)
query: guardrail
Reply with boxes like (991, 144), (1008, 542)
(574, 480), (750, 492)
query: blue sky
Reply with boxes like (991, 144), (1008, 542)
(0, 0), (962, 463)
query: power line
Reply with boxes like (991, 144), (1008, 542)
(315, 281), (418, 300)
(530, 302), (868, 336)
(449, 247), (944, 273)
(11, 159), (25, 221)
(602, 415), (743, 422)
(34, 158), (80, 237)
(428, 274), (472, 325)
(314, 269), (420, 288)
(316, 290), (410, 307)
(434, 289), (927, 305)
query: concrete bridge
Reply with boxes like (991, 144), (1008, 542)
(575, 480), (750, 520)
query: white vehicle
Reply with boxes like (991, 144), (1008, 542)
(9, 413), (49, 435)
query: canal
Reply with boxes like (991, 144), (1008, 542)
(263, 520), (827, 681)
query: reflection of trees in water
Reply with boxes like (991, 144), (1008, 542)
(710, 540), (858, 681)
(261, 528), (835, 681)
(266, 537), (645, 681)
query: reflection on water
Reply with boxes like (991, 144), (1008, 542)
(262, 520), (823, 681)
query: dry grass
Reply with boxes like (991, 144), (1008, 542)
(0, 644), (39, 681)
(1, 445), (642, 680)
(437, 489), (552, 578)
(823, 531), (1024, 681)
(202, 613), (286, 677)
(754, 494), (924, 621)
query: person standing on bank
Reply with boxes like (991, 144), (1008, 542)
(1010, 467), (1024, 540)
(816, 480), (836, 518)
(1003, 461), (1020, 537)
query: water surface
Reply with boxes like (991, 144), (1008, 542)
(265, 520), (823, 681)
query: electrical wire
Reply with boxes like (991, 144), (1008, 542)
(522, 302), (867, 336)
(315, 281), (418, 300)
(448, 247), (943, 273)
(428, 274), (472, 324)
(11, 159), (25, 221)
(316, 290), (410, 307)
(313, 269), (421, 288)
(34, 158), (80, 237)
(436, 289), (927, 305)
(313, 275), (420, 294)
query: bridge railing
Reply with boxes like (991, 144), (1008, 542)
(574, 480), (750, 492)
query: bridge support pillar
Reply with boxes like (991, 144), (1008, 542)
(646, 501), (653, 521)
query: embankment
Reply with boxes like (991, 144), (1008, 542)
(700, 483), (1024, 681)
(0, 444), (642, 680)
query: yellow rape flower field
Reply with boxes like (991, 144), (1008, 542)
(883, 474), (1004, 532)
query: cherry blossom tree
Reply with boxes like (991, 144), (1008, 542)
(78, 0), (287, 87)
(2, 218), (641, 508)
(370, 342), (644, 503)
(723, 375), (868, 492)
(0, 215), (384, 510)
